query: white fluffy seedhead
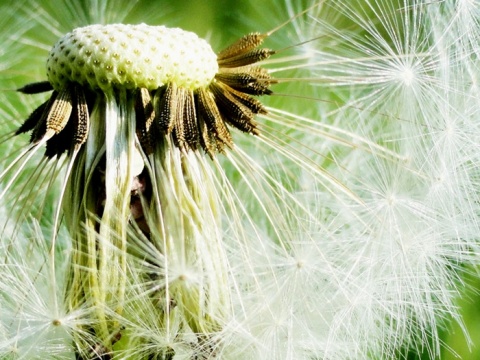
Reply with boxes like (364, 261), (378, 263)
(46, 24), (218, 91)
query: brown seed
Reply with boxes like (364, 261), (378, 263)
(17, 81), (54, 94)
(72, 84), (90, 149)
(196, 88), (232, 148)
(217, 48), (273, 68)
(216, 32), (267, 61)
(46, 85), (73, 135)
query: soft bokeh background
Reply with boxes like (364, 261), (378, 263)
(0, 0), (479, 358)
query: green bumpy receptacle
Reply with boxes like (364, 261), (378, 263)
(46, 24), (218, 91)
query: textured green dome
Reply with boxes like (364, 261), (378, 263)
(46, 24), (218, 91)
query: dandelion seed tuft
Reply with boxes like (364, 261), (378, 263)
(396, 65), (416, 87)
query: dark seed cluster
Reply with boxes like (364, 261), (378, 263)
(16, 83), (92, 158)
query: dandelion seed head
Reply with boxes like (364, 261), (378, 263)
(46, 24), (218, 91)
(2, 0), (479, 358)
